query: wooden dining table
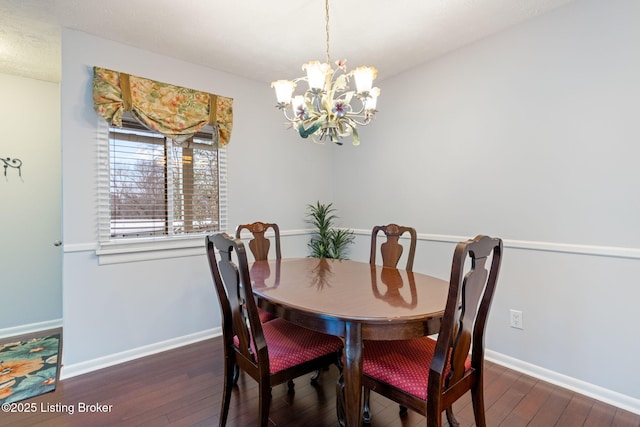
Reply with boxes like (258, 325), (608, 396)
(249, 258), (450, 427)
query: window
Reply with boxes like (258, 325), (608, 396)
(97, 113), (227, 263)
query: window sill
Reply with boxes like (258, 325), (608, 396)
(96, 235), (208, 265)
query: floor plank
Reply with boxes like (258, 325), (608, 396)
(1, 336), (638, 426)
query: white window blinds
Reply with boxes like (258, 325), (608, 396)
(98, 113), (226, 244)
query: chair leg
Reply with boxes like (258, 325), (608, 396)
(399, 404), (408, 417)
(471, 382), (487, 427)
(311, 364), (332, 383)
(363, 388), (372, 424)
(287, 379), (295, 393)
(335, 373), (347, 426)
(258, 383), (272, 427)
(445, 406), (459, 427)
(232, 363), (240, 385)
(426, 400), (442, 427)
(219, 357), (234, 427)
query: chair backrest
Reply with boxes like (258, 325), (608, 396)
(428, 235), (502, 408)
(235, 222), (282, 261)
(369, 224), (417, 271)
(206, 233), (266, 374)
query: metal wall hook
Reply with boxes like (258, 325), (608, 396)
(2, 157), (23, 179)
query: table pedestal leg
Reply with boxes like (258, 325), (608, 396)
(335, 322), (362, 427)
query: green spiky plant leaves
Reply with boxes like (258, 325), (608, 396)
(305, 201), (354, 259)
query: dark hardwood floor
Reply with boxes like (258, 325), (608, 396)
(2, 336), (638, 426)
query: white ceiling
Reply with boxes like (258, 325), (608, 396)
(0, 0), (574, 84)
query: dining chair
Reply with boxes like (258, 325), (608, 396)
(235, 221), (282, 261)
(370, 223), (417, 271)
(206, 233), (343, 427)
(236, 221), (280, 324)
(236, 221), (325, 382)
(366, 223), (418, 416)
(362, 235), (503, 426)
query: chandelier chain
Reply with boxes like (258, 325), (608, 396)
(325, 0), (331, 64)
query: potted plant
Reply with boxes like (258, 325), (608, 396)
(305, 201), (354, 259)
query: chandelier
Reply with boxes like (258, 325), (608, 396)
(271, 0), (380, 146)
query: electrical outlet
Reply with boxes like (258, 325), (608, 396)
(509, 309), (523, 329)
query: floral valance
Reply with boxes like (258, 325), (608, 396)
(92, 66), (233, 146)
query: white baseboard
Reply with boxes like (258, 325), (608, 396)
(485, 349), (640, 415)
(0, 318), (63, 339)
(60, 327), (222, 380)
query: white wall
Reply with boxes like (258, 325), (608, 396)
(58, 0), (640, 413)
(333, 0), (640, 409)
(0, 73), (61, 333)
(60, 29), (332, 371)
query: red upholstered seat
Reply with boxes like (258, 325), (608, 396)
(258, 308), (276, 323)
(234, 318), (342, 374)
(363, 337), (471, 401)
(361, 235), (503, 427)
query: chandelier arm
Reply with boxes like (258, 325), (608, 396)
(332, 92), (371, 113)
(342, 114), (372, 127)
(346, 118), (370, 127)
(281, 108), (298, 123)
(345, 118), (366, 127)
(347, 103), (366, 116)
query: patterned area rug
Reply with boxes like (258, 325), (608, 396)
(0, 329), (62, 404)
